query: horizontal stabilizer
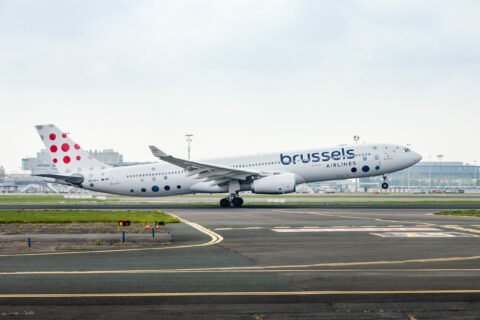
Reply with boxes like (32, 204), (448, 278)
(34, 174), (84, 186)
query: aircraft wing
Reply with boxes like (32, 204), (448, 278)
(149, 146), (269, 184)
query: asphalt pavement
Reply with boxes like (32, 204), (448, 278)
(1, 207), (480, 319)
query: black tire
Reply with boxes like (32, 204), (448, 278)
(232, 197), (243, 207)
(220, 198), (231, 207)
(381, 182), (389, 189)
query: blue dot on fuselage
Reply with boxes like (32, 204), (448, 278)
(362, 166), (370, 172)
(375, 166), (380, 170)
(164, 185), (170, 191)
(152, 185), (159, 192)
(351, 167), (357, 173)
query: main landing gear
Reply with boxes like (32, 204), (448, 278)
(381, 175), (389, 189)
(219, 195), (244, 207)
(220, 181), (244, 207)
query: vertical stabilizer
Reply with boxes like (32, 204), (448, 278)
(35, 124), (110, 176)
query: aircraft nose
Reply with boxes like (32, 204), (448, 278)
(413, 152), (422, 163)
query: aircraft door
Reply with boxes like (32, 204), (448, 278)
(383, 146), (394, 161)
(109, 169), (119, 185)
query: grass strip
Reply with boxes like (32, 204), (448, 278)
(0, 195), (115, 203)
(434, 210), (480, 217)
(111, 200), (480, 205)
(0, 210), (180, 224)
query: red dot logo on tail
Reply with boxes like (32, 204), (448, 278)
(49, 134), (56, 141)
(61, 143), (70, 152)
(50, 145), (58, 153)
(62, 133), (67, 138)
(76, 156), (81, 161)
(63, 156), (71, 164)
(74, 144), (80, 150)
(53, 158), (58, 163)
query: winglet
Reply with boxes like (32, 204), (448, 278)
(149, 145), (168, 158)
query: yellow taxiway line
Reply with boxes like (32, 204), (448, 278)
(1, 255), (480, 275)
(1, 268), (480, 276)
(0, 213), (223, 258)
(1, 290), (480, 298)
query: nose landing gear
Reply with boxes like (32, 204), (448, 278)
(381, 175), (389, 189)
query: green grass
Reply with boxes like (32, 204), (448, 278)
(434, 210), (480, 217)
(2, 194), (480, 206)
(100, 200), (480, 206)
(0, 195), (116, 203)
(0, 210), (180, 224)
(280, 201), (480, 205)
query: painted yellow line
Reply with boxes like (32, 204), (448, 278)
(2, 268), (480, 276)
(370, 233), (387, 237)
(231, 255), (480, 269)
(2, 255), (480, 275)
(0, 213), (223, 258)
(443, 225), (480, 234)
(1, 290), (480, 298)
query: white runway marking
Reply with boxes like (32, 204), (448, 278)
(273, 227), (440, 233)
(371, 232), (478, 238)
(214, 227), (265, 231)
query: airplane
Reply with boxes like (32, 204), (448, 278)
(34, 124), (422, 207)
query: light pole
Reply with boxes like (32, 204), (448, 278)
(185, 134), (193, 160)
(353, 135), (359, 193)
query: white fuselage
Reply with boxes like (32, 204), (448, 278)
(81, 143), (422, 196)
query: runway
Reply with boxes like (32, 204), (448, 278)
(1, 207), (480, 318)
(2, 202), (480, 210)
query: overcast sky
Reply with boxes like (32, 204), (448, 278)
(1, 0), (479, 172)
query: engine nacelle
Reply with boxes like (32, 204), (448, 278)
(251, 173), (296, 194)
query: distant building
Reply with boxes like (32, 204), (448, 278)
(21, 149), (57, 175)
(388, 161), (479, 188)
(88, 149), (124, 166)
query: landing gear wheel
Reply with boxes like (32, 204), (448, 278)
(232, 197), (244, 207)
(381, 182), (389, 189)
(220, 198), (231, 208)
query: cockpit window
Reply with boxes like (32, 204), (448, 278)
(404, 148), (411, 152)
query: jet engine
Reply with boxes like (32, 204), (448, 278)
(251, 173), (296, 194)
